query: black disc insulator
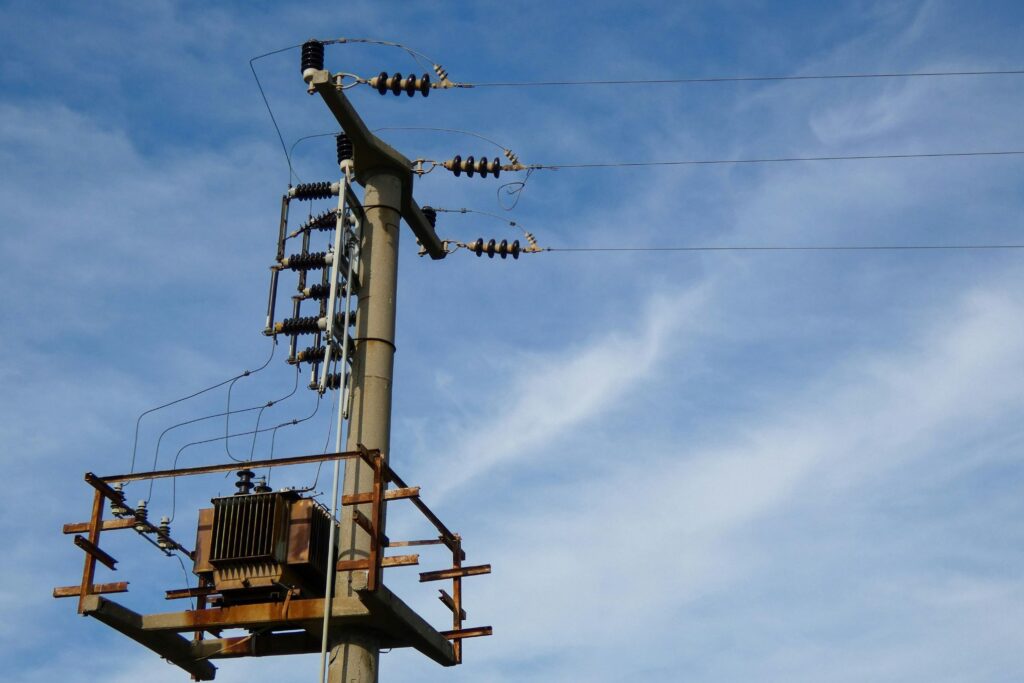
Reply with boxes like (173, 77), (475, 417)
(451, 155), (462, 177)
(510, 240), (521, 259)
(336, 133), (353, 164)
(491, 157), (501, 178)
(403, 74), (416, 97)
(285, 251), (328, 272)
(324, 372), (347, 390)
(391, 72), (403, 95)
(376, 71), (388, 95)
(420, 73), (431, 96)
(292, 181), (333, 200)
(304, 283), (338, 300)
(421, 206), (437, 227)
(465, 156), (475, 177)
(279, 315), (320, 336)
(486, 238), (496, 258)
(472, 238), (484, 257)
(235, 469), (255, 495)
(301, 40), (324, 73)
(300, 209), (338, 232)
(499, 239), (508, 259)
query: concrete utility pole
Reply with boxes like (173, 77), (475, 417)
(303, 45), (446, 683)
(330, 171), (402, 682)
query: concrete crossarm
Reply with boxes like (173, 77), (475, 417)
(309, 70), (447, 260)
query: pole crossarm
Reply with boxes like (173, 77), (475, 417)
(308, 69), (447, 259)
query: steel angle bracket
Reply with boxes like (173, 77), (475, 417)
(307, 69), (447, 260)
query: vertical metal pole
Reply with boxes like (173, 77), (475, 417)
(328, 170), (402, 683)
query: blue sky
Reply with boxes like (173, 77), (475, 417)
(2, 1), (1024, 681)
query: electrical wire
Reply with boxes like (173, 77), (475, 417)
(524, 149), (1024, 171)
(462, 67), (1024, 88)
(542, 243), (1024, 253)
(167, 394), (322, 522)
(250, 47), (304, 184)
(145, 365), (302, 501)
(127, 341), (276, 474)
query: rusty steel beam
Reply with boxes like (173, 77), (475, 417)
(99, 448), (378, 483)
(386, 537), (445, 548)
(74, 534), (117, 570)
(437, 589), (467, 621)
(53, 581), (128, 598)
(165, 586), (218, 601)
(141, 596), (370, 633)
(191, 631), (318, 660)
(441, 626), (493, 640)
(63, 518), (135, 534)
(342, 486), (420, 505)
(336, 554), (420, 572)
(419, 564), (491, 582)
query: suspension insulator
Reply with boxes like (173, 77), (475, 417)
(282, 251), (329, 271)
(421, 205), (437, 227)
(336, 133), (353, 164)
(443, 156), (503, 179)
(301, 40), (324, 74)
(234, 469), (255, 495)
(369, 72), (431, 97)
(467, 238), (521, 259)
(291, 181), (335, 201)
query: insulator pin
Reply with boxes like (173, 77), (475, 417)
(235, 469), (255, 495)
(290, 181), (336, 201)
(336, 133), (353, 164)
(253, 478), (271, 493)
(157, 517), (172, 549)
(444, 155), (501, 179)
(110, 482), (128, 518)
(370, 71), (430, 97)
(301, 40), (324, 74)
(468, 238), (521, 259)
(134, 500), (149, 532)
(421, 206), (437, 227)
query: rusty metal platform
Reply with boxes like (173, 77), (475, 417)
(82, 571), (455, 680)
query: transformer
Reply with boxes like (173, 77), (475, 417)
(193, 489), (333, 605)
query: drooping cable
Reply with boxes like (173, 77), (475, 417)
(167, 393), (322, 522)
(127, 341), (275, 474)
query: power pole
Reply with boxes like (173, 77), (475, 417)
(302, 42), (446, 683)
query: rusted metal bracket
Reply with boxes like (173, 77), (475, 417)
(74, 535), (118, 570)
(419, 564), (491, 582)
(53, 581), (128, 598)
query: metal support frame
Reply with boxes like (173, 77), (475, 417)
(56, 449), (490, 679)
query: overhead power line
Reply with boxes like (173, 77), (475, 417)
(523, 149), (1024, 171)
(463, 68), (1024, 88)
(543, 244), (1024, 254)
